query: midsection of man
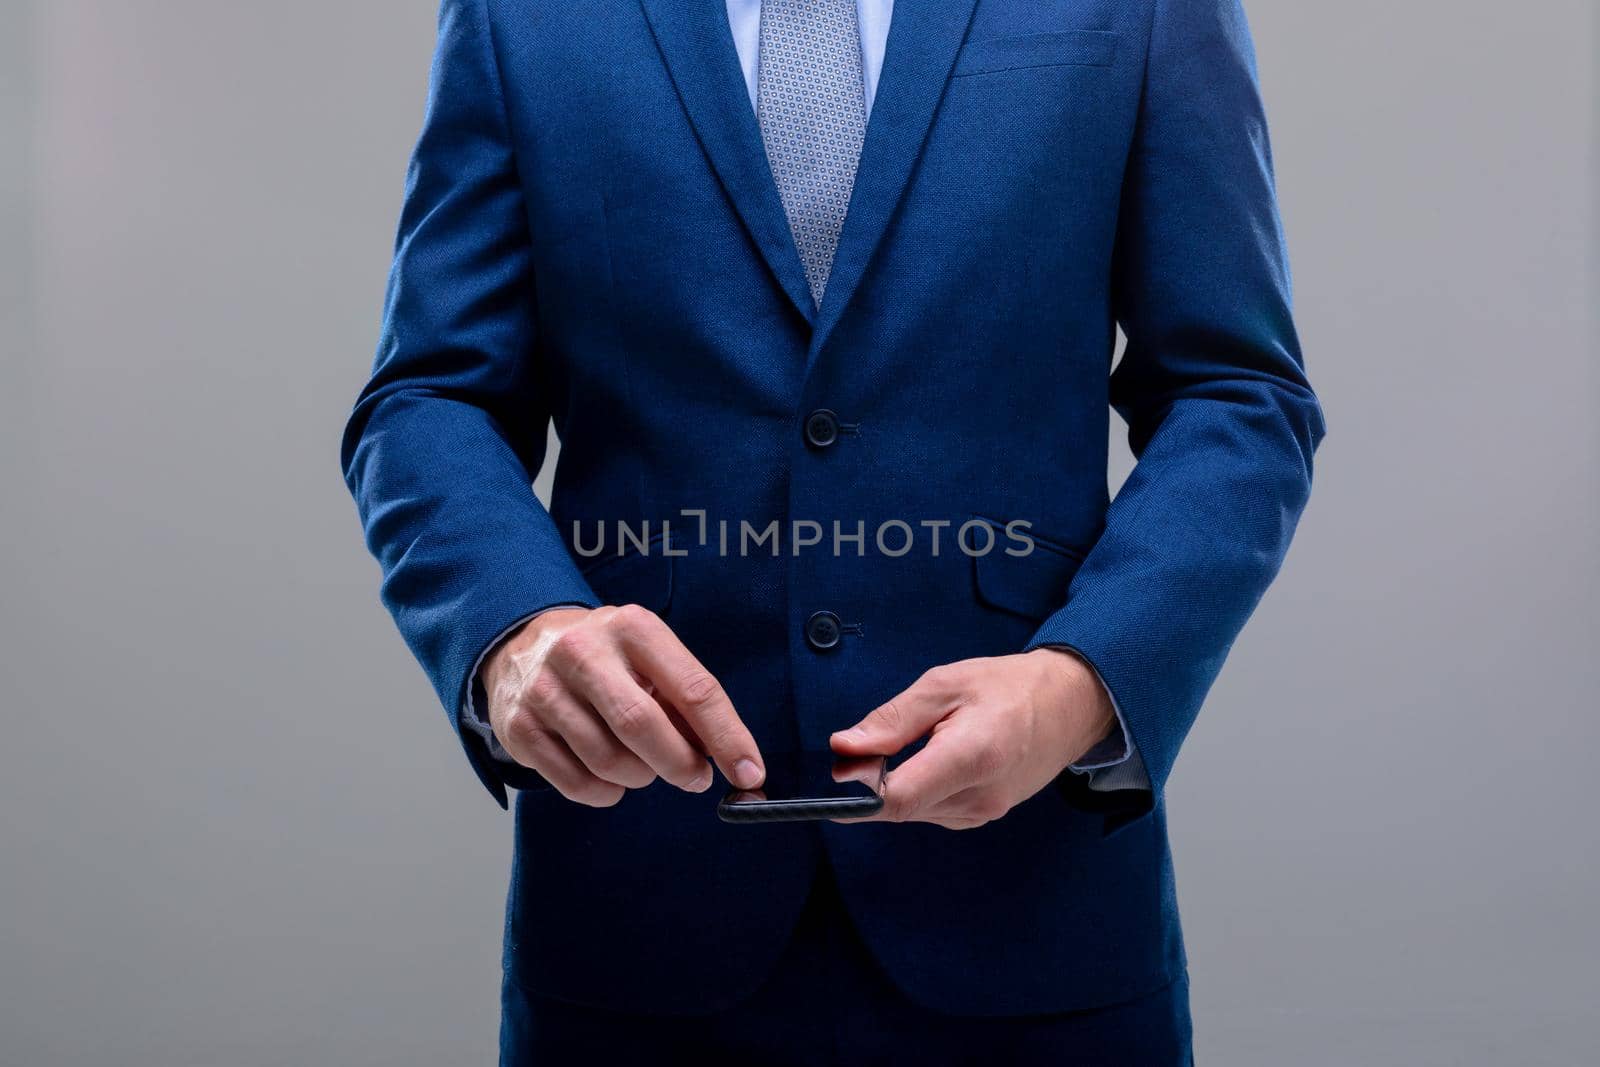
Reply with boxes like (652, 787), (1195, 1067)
(343, 0), (1323, 1061)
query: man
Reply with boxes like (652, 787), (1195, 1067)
(342, 0), (1322, 1061)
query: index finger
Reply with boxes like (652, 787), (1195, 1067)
(616, 609), (765, 790)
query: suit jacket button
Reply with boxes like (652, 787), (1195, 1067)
(805, 610), (843, 652)
(803, 409), (841, 449)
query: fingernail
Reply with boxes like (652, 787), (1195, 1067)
(689, 769), (714, 793)
(732, 759), (762, 789)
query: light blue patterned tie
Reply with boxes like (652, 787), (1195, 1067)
(757, 0), (868, 307)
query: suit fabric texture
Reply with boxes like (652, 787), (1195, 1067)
(342, 0), (1323, 1026)
(500, 862), (1195, 1065)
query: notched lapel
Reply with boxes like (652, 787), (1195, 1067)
(635, 0), (816, 326)
(810, 0), (981, 357)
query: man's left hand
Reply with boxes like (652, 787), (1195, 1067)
(829, 649), (1116, 830)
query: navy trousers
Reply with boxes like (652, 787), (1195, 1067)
(500, 866), (1193, 1066)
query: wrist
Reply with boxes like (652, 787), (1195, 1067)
(1025, 647), (1116, 752)
(1025, 645), (1093, 693)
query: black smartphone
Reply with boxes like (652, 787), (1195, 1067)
(717, 751), (886, 823)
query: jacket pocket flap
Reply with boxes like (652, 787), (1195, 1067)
(970, 522), (1085, 621)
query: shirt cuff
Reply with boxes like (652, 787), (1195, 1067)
(1051, 645), (1152, 794)
(461, 604), (590, 764)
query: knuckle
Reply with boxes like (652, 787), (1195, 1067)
(523, 670), (565, 714)
(503, 712), (550, 755)
(589, 747), (627, 779)
(699, 721), (745, 757)
(610, 603), (656, 632)
(676, 668), (722, 710)
(566, 781), (625, 808)
(674, 760), (713, 791)
(608, 696), (655, 739)
(873, 698), (905, 733)
(697, 713), (745, 755)
(591, 750), (651, 789)
(586, 783), (627, 808)
(547, 629), (594, 669)
(616, 762), (657, 789)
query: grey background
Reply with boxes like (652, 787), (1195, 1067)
(2, 1), (1595, 1064)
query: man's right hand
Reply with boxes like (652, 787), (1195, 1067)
(483, 606), (765, 807)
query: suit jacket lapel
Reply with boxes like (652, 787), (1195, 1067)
(637, 0), (816, 326)
(810, 0), (979, 357)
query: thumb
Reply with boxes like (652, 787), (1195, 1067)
(831, 674), (956, 756)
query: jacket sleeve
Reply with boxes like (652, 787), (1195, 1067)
(340, 0), (599, 806)
(1030, 0), (1326, 829)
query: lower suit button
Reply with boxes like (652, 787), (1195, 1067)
(805, 611), (842, 652)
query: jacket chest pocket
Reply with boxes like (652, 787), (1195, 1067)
(951, 30), (1119, 78)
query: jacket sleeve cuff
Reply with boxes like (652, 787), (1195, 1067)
(1044, 644), (1153, 794)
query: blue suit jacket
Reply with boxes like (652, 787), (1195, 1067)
(342, 0), (1323, 1016)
